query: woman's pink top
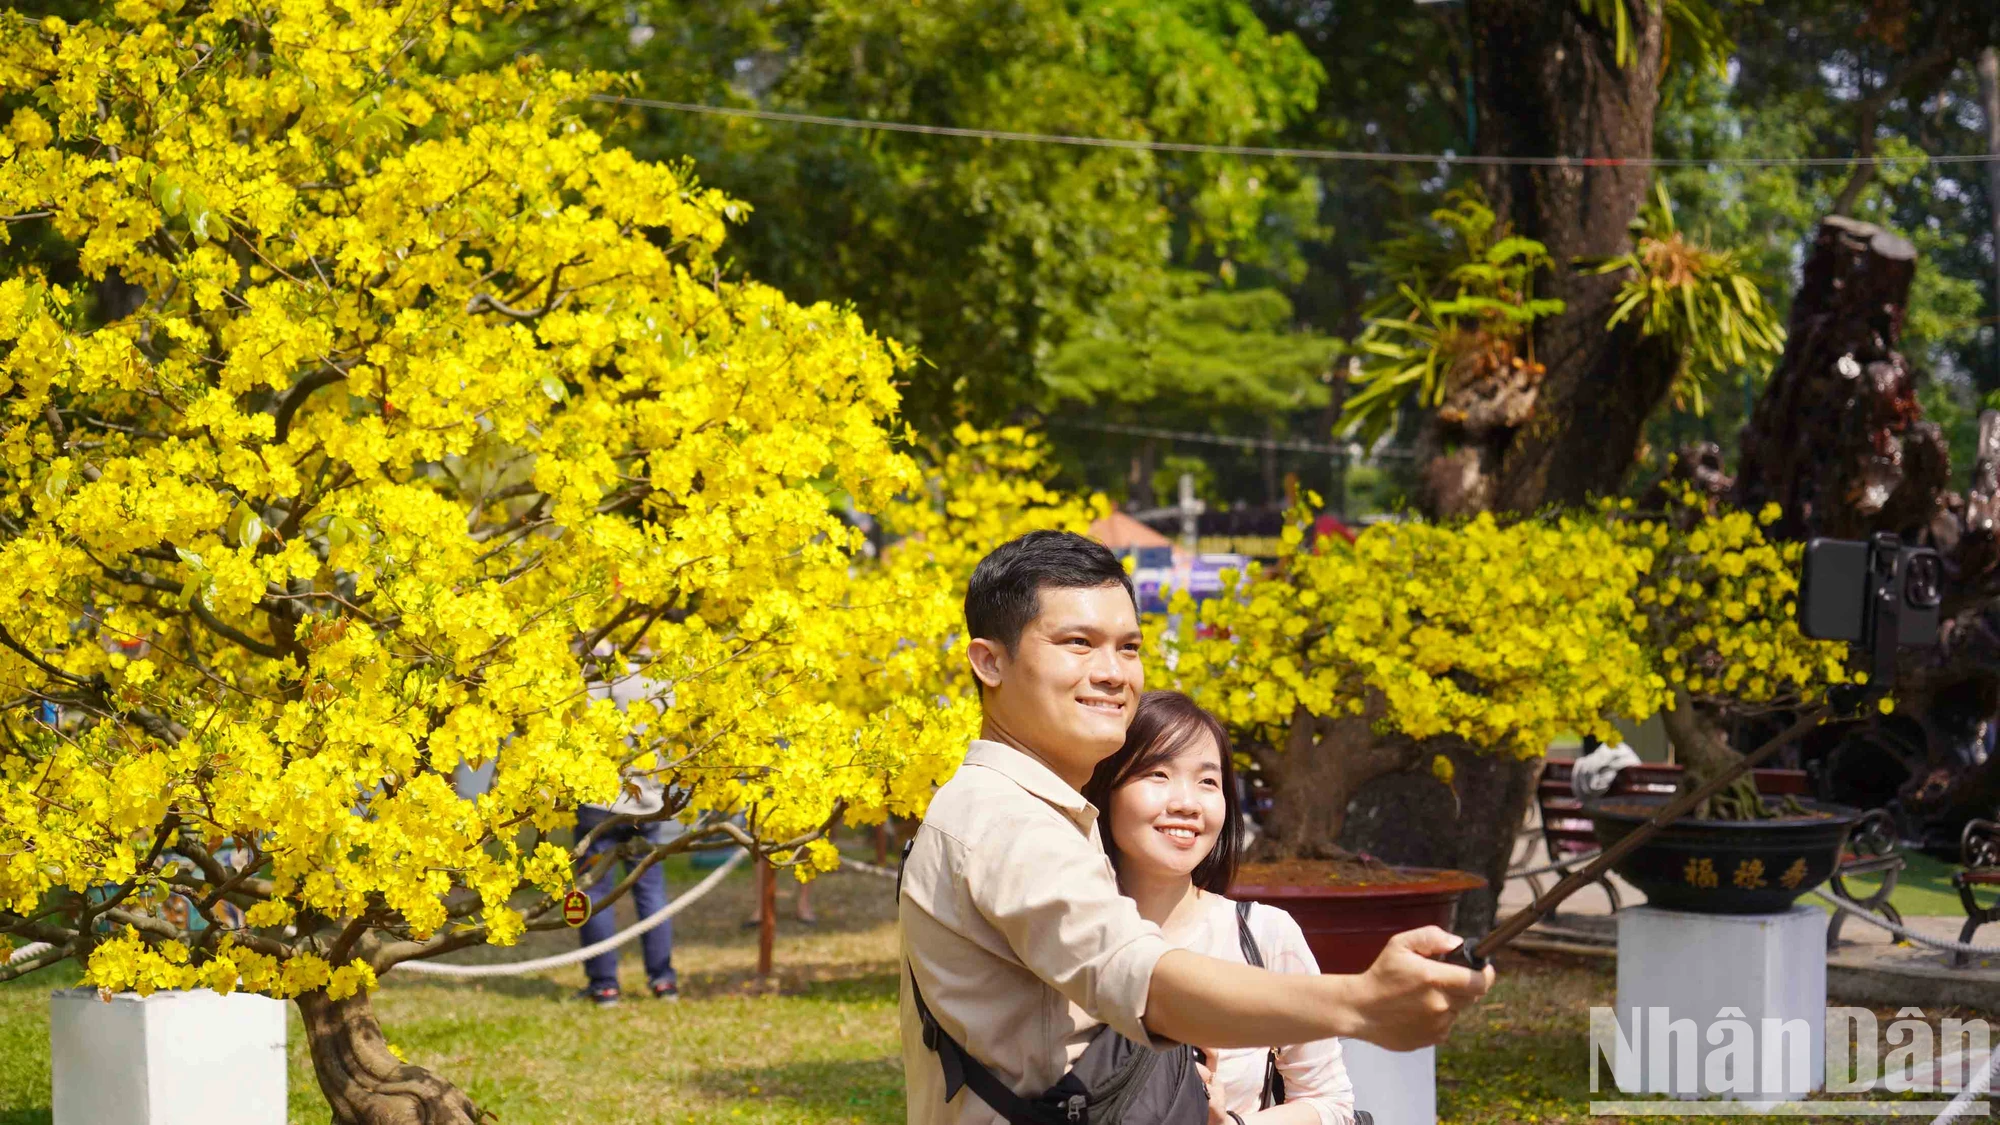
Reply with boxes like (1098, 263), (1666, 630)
(1161, 892), (1357, 1125)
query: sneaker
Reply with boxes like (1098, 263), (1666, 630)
(650, 979), (679, 1001)
(577, 984), (620, 1007)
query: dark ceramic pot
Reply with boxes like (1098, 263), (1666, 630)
(1585, 793), (1865, 914)
(1228, 865), (1488, 974)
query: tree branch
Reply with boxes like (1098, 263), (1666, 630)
(272, 365), (350, 444)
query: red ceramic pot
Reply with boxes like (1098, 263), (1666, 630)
(1228, 865), (1488, 974)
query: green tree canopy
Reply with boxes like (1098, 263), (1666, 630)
(503, 0), (1326, 429)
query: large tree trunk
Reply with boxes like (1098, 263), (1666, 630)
(1450, 0), (1680, 513)
(1254, 707), (1424, 860)
(296, 989), (486, 1125)
(1729, 214), (2000, 847)
(1733, 217), (1941, 540)
(1339, 743), (1541, 939)
(1356, 3), (1678, 914)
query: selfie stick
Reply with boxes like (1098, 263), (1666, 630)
(1440, 534), (1918, 970)
(1437, 704), (1831, 972)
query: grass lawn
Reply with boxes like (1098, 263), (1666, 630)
(0, 852), (1976, 1123)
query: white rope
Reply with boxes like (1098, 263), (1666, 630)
(7, 941), (51, 965)
(5, 844), (874, 983)
(1931, 1042), (2000, 1125)
(1812, 886), (2000, 957)
(396, 849), (745, 978)
(841, 857), (900, 880)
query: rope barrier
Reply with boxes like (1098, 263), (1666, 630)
(4, 846), (892, 983)
(396, 849), (746, 979)
(841, 857), (901, 881)
(1931, 1042), (2000, 1125)
(1812, 886), (2000, 958)
(6, 941), (50, 966)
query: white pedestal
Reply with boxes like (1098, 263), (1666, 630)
(51, 988), (286, 1125)
(1341, 1039), (1435, 1125)
(1612, 905), (1826, 1101)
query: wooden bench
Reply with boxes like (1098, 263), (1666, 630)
(1954, 819), (2000, 968)
(1532, 759), (1904, 947)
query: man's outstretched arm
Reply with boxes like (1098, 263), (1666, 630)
(1143, 926), (1494, 1051)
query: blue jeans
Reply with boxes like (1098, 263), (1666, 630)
(575, 807), (676, 991)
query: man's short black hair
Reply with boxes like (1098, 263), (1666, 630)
(964, 530), (1136, 654)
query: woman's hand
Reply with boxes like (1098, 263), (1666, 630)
(1196, 1048), (1230, 1125)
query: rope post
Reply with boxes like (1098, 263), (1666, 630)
(756, 851), (776, 980)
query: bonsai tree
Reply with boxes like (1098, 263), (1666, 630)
(1153, 492), (1852, 919)
(0, 4), (1090, 1120)
(1624, 485), (1859, 819)
(1155, 504), (1664, 887)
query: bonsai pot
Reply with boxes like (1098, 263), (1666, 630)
(1228, 862), (1488, 974)
(1585, 793), (1865, 914)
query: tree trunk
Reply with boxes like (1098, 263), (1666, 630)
(1732, 217), (1940, 541)
(296, 989), (486, 1125)
(1457, 0), (1680, 513)
(1983, 48), (2000, 375)
(1727, 214), (2000, 846)
(1253, 706), (1423, 860)
(1657, 690), (1766, 820)
(1340, 742), (1540, 939)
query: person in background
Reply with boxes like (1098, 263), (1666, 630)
(1084, 691), (1355, 1125)
(574, 669), (680, 1006)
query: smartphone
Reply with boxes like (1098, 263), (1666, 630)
(1799, 536), (1941, 646)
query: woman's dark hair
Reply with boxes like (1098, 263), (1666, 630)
(1082, 691), (1241, 894)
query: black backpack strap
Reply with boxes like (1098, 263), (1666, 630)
(1233, 900), (1286, 1110)
(1234, 899), (1264, 967)
(907, 960), (1071, 1125)
(901, 837), (1069, 1125)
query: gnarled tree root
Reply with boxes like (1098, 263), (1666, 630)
(296, 988), (489, 1125)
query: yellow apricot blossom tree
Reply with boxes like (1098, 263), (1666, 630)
(1155, 498), (1848, 863)
(0, 1), (1072, 1120)
(1158, 506), (1667, 862)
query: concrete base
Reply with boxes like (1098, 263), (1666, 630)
(51, 988), (286, 1125)
(1341, 1039), (1435, 1125)
(1612, 904), (1826, 1100)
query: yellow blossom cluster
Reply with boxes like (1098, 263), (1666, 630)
(1159, 505), (1665, 756)
(0, 0), (1073, 998)
(1155, 495), (1849, 763)
(1614, 495), (1851, 707)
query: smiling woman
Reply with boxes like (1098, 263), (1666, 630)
(1086, 691), (1360, 1125)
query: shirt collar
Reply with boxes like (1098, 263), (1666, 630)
(963, 739), (1096, 822)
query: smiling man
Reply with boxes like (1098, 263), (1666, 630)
(898, 531), (1495, 1124)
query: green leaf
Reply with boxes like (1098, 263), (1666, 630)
(238, 513), (264, 549)
(152, 176), (184, 217)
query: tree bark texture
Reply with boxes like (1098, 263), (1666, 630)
(1252, 706), (1425, 861)
(1982, 48), (2000, 374)
(296, 989), (487, 1125)
(1728, 215), (2000, 847)
(1446, 0), (1681, 515)
(1338, 743), (1539, 940)
(1732, 217), (1941, 541)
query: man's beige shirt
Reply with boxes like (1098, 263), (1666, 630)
(899, 740), (1170, 1125)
